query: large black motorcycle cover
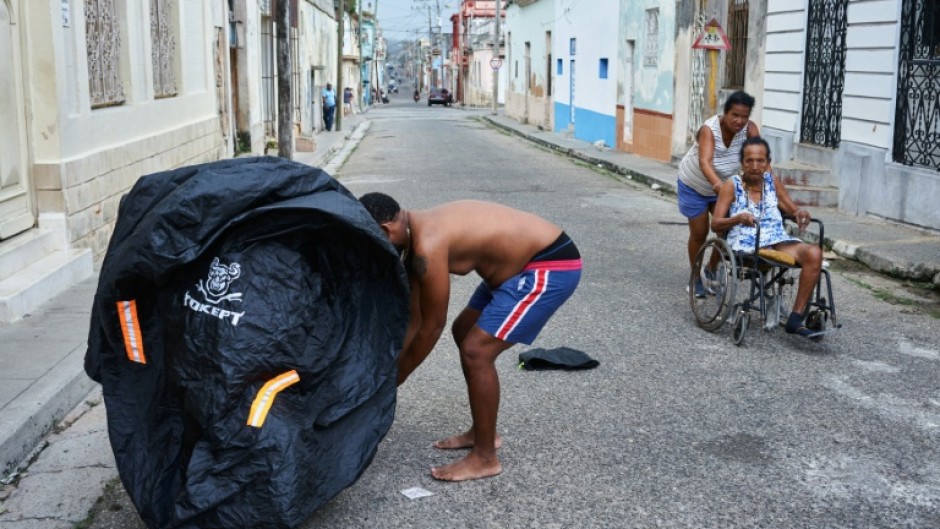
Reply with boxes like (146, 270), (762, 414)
(85, 157), (408, 529)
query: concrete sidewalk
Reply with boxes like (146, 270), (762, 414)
(482, 113), (940, 286)
(0, 114), (372, 527)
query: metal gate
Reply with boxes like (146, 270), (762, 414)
(799, 0), (848, 148)
(893, 0), (940, 170)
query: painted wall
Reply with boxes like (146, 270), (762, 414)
(504, 0), (554, 129)
(553, 0), (619, 148)
(300, 0), (337, 134)
(618, 0), (676, 160)
(24, 0), (226, 256)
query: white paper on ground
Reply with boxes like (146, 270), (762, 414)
(400, 487), (434, 499)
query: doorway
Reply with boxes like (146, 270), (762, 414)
(0, 3), (34, 239)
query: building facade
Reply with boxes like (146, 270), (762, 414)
(552, 0), (619, 148)
(504, 0), (554, 130)
(762, 0), (939, 230)
(0, 0), (229, 322)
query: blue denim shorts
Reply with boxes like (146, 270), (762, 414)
(677, 178), (718, 219)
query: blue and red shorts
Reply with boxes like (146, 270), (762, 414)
(468, 233), (582, 344)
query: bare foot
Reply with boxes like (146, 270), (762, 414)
(433, 431), (502, 450)
(431, 452), (502, 482)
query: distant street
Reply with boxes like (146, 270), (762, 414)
(87, 92), (939, 529)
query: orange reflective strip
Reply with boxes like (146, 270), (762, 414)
(247, 370), (300, 428)
(116, 300), (146, 364)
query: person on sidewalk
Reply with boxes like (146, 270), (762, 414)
(321, 83), (337, 131)
(343, 87), (353, 116)
(712, 137), (821, 337)
(359, 193), (583, 482)
(677, 90), (762, 297)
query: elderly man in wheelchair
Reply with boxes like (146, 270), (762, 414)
(690, 136), (838, 344)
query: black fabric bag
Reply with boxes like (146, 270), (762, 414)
(518, 347), (599, 371)
(85, 157), (408, 529)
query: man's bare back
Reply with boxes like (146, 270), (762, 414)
(360, 194), (581, 482)
(408, 200), (563, 287)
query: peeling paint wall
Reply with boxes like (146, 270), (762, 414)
(300, 0), (337, 135)
(504, 0), (554, 129)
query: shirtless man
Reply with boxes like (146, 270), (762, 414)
(359, 193), (582, 481)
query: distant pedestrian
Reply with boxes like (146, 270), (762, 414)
(321, 83), (337, 131)
(343, 86), (353, 116)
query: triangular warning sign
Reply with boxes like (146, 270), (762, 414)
(692, 18), (732, 50)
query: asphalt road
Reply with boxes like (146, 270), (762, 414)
(88, 96), (940, 529)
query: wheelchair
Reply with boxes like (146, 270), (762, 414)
(689, 216), (841, 345)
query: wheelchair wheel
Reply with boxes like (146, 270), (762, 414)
(732, 309), (749, 346)
(690, 238), (736, 332)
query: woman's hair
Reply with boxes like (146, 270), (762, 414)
(359, 192), (401, 224)
(723, 90), (755, 114)
(739, 136), (772, 163)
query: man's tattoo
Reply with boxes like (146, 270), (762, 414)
(410, 255), (428, 277)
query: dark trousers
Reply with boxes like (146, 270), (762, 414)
(324, 105), (336, 131)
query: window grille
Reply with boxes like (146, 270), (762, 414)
(644, 9), (659, 67)
(724, 0), (749, 88)
(893, 0), (940, 170)
(86, 0), (125, 107)
(151, 0), (177, 98)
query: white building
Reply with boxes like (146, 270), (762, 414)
(0, 0), (229, 322)
(552, 0), (620, 147)
(504, 0), (554, 130)
(761, 0), (939, 230)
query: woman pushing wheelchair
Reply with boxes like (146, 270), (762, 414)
(710, 137), (824, 338)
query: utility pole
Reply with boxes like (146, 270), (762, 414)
(276, 0), (292, 158)
(358, 0), (365, 109)
(373, 0), (381, 105)
(335, 0), (345, 132)
(491, 0), (499, 115)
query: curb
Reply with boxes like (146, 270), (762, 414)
(323, 121), (371, 175)
(0, 346), (96, 477)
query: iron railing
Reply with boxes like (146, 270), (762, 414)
(893, 0), (940, 170)
(799, 0), (848, 148)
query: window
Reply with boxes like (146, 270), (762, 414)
(599, 58), (608, 79)
(724, 0), (749, 88)
(151, 0), (178, 98)
(569, 37), (576, 56)
(85, 0), (125, 107)
(557, 58), (563, 75)
(644, 8), (659, 67)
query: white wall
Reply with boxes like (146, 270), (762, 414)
(841, 0), (898, 150)
(762, 0), (806, 135)
(552, 0), (619, 116)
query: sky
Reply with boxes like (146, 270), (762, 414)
(367, 0), (454, 43)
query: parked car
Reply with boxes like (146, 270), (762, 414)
(428, 88), (452, 107)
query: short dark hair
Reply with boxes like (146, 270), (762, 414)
(740, 136), (772, 163)
(360, 192), (400, 224)
(723, 90), (755, 114)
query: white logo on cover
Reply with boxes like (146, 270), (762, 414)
(185, 257), (246, 325)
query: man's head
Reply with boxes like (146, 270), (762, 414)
(740, 136), (771, 179)
(360, 192), (410, 254)
(326, 83), (332, 90)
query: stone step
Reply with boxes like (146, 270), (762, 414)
(0, 249), (93, 323)
(794, 142), (838, 168)
(774, 160), (838, 188)
(786, 184), (839, 208)
(0, 230), (60, 282)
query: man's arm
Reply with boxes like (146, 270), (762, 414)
(397, 246), (450, 386)
(711, 179), (754, 234)
(696, 125), (723, 194)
